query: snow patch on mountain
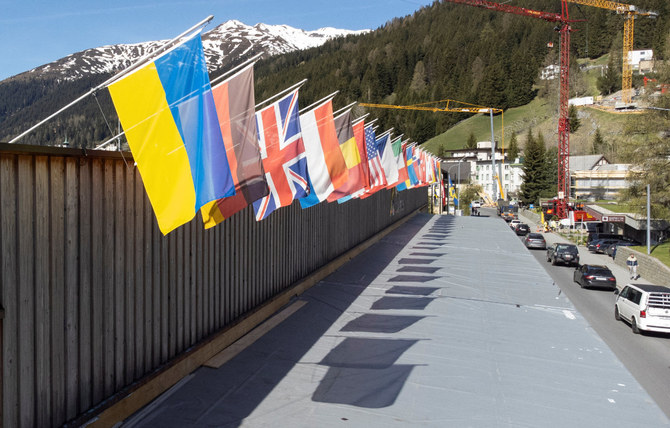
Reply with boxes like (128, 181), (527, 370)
(20, 20), (369, 82)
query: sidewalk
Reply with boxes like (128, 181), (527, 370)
(121, 213), (668, 427)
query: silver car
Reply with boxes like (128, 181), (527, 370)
(524, 233), (546, 250)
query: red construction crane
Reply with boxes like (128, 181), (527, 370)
(445, 0), (573, 218)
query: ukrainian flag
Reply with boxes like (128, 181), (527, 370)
(109, 34), (235, 235)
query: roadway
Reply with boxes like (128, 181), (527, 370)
(506, 207), (670, 419)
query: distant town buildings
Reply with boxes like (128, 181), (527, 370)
(444, 141), (523, 201)
(540, 64), (560, 81)
(628, 49), (654, 73)
(569, 154), (631, 200)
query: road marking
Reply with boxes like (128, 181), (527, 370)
(563, 310), (576, 320)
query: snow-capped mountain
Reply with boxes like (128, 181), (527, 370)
(21, 20), (369, 81)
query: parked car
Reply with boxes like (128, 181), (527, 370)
(509, 219), (522, 230)
(573, 264), (616, 289)
(605, 241), (636, 257)
(614, 283), (670, 334)
(524, 233), (546, 250)
(546, 243), (580, 266)
(588, 239), (621, 254)
(586, 233), (621, 245)
(515, 223), (530, 236)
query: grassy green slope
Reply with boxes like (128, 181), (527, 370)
(422, 97), (553, 153)
(422, 53), (636, 161)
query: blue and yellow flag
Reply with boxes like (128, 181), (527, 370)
(109, 34), (235, 235)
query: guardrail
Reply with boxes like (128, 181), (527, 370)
(0, 143), (427, 427)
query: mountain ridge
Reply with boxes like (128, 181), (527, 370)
(9, 20), (368, 83)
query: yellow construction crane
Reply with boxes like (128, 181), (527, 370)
(359, 99), (503, 115)
(359, 99), (507, 200)
(566, 0), (658, 104)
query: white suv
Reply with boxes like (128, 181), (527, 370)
(509, 219), (521, 230)
(614, 283), (670, 334)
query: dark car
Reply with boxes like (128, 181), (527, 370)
(586, 233), (621, 246)
(573, 264), (617, 289)
(546, 243), (580, 266)
(588, 239), (621, 254)
(515, 223), (530, 236)
(524, 233), (546, 250)
(605, 241), (636, 257)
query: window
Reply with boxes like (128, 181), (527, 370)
(629, 289), (642, 305)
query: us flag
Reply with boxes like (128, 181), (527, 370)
(252, 89), (310, 220)
(365, 125), (386, 189)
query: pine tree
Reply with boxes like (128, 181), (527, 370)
(507, 131), (519, 162)
(591, 127), (605, 154)
(520, 129), (545, 205)
(568, 105), (581, 133)
(465, 132), (477, 149)
(597, 55), (621, 95)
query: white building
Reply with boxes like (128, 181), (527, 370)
(628, 49), (653, 70)
(540, 64), (560, 80)
(446, 141), (523, 201)
(569, 155), (631, 200)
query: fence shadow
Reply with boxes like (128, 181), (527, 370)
(121, 213), (434, 427)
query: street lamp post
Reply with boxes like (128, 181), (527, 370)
(447, 156), (466, 214)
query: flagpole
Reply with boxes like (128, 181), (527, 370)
(364, 118), (378, 128)
(210, 52), (263, 87)
(8, 15), (215, 145)
(352, 113), (369, 125)
(95, 130), (127, 150)
(333, 101), (357, 118)
(255, 79), (308, 109)
(377, 128), (394, 139)
(299, 91), (339, 114)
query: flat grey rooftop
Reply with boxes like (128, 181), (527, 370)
(123, 213), (669, 427)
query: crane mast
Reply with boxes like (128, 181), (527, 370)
(444, 0), (572, 218)
(565, 0), (657, 105)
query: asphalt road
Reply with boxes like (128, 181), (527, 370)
(499, 209), (670, 419)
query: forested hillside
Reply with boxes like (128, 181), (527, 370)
(1, 0), (668, 149)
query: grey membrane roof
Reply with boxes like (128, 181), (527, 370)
(122, 214), (669, 428)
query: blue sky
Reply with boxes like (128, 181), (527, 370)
(0, 0), (434, 81)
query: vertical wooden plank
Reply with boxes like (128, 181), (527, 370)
(78, 157), (92, 412)
(159, 219), (168, 363)
(193, 221), (200, 340)
(184, 224), (192, 346)
(167, 231), (175, 356)
(90, 157), (105, 405)
(103, 159), (115, 396)
(114, 161), (126, 390)
(17, 155), (36, 427)
(47, 157), (67, 425)
(175, 227), (183, 354)
(36, 156), (56, 427)
(208, 227), (216, 333)
(224, 221), (231, 324)
(64, 157), (80, 420)
(123, 162), (135, 385)
(134, 168), (145, 377)
(241, 211), (249, 315)
(144, 188), (156, 369)
(223, 225), (230, 326)
(1, 155), (19, 428)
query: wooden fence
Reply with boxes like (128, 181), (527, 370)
(0, 143), (426, 427)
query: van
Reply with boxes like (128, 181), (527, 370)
(614, 283), (670, 334)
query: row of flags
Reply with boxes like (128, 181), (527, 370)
(108, 32), (442, 235)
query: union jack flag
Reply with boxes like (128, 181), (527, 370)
(365, 125), (386, 190)
(252, 89), (310, 221)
